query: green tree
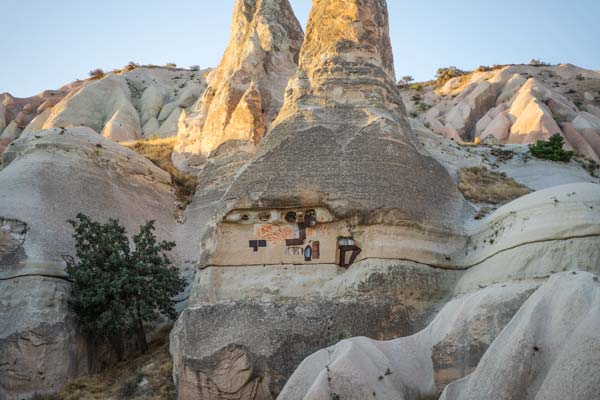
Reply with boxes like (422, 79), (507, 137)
(400, 75), (414, 85)
(528, 133), (574, 162)
(66, 213), (187, 357)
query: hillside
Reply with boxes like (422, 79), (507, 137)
(1, 0), (599, 399)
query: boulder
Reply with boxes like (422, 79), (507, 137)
(173, 0), (304, 170)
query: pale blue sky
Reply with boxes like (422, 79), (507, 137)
(1, 0), (599, 97)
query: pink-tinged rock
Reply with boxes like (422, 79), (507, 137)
(579, 128), (600, 158)
(572, 112), (600, 131)
(561, 123), (599, 162)
(476, 104), (508, 133)
(480, 112), (511, 141)
(586, 104), (600, 119)
(435, 126), (465, 143)
(509, 100), (563, 145)
(445, 81), (498, 139)
(497, 73), (527, 104)
(509, 78), (578, 123)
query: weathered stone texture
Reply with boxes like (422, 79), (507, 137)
(173, 0), (304, 170)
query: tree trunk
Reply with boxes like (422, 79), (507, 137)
(137, 319), (148, 353)
(135, 305), (148, 353)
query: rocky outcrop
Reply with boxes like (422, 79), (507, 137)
(42, 75), (142, 142)
(408, 64), (600, 160)
(173, 0), (304, 170)
(221, 0), (470, 229)
(0, 67), (209, 149)
(279, 272), (600, 400)
(0, 88), (77, 154)
(278, 282), (537, 399)
(441, 272), (600, 400)
(0, 127), (180, 399)
(172, 260), (460, 400)
(277, 181), (600, 399)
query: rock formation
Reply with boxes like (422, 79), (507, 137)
(40, 68), (209, 142)
(278, 182), (600, 399)
(0, 127), (180, 399)
(0, 87), (79, 153)
(172, 0), (304, 170)
(410, 64), (600, 161)
(171, 0), (474, 398)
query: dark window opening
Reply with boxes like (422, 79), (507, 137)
(305, 210), (317, 227)
(338, 238), (361, 269)
(249, 240), (267, 252)
(285, 211), (297, 223)
(259, 212), (270, 222)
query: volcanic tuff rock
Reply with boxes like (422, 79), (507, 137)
(0, 128), (181, 399)
(173, 0), (304, 170)
(279, 282), (537, 399)
(40, 68), (209, 142)
(408, 64), (600, 160)
(221, 0), (471, 229)
(441, 272), (600, 400)
(0, 85), (82, 153)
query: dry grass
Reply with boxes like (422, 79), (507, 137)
(123, 137), (197, 206)
(60, 334), (175, 400)
(458, 166), (530, 204)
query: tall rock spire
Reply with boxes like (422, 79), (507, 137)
(173, 0), (304, 170)
(223, 0), (470, 231)
(276, 0), (401, 121)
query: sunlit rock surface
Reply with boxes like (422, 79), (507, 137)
(172, 0), (304, 170)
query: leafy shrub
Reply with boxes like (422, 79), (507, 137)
(124, 61), (139, 72)
(529, 59), (550, 67)
(88, 68), (105, 80)
(66, 214), (187, 358)
(189, 65), (200, 71)
(399, 75), (414, 85)
(436, 66), (466, 85)
(475, 65), (490, 72)
(528, 133), (574, 162)
(411, 83), (423, 92)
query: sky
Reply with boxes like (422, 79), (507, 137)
(1, 0), (599, 98)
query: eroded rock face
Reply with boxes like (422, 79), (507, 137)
(278, 282), (536, 399)
(222, 0), (470, 230)
(173, 0), (304, 170)
(277, 183), (600, 399)
(0, 127), (180, 399)
(441, 272), (600, 400)
(410, 64), (600, 160)
(171, 260), (460, 400)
